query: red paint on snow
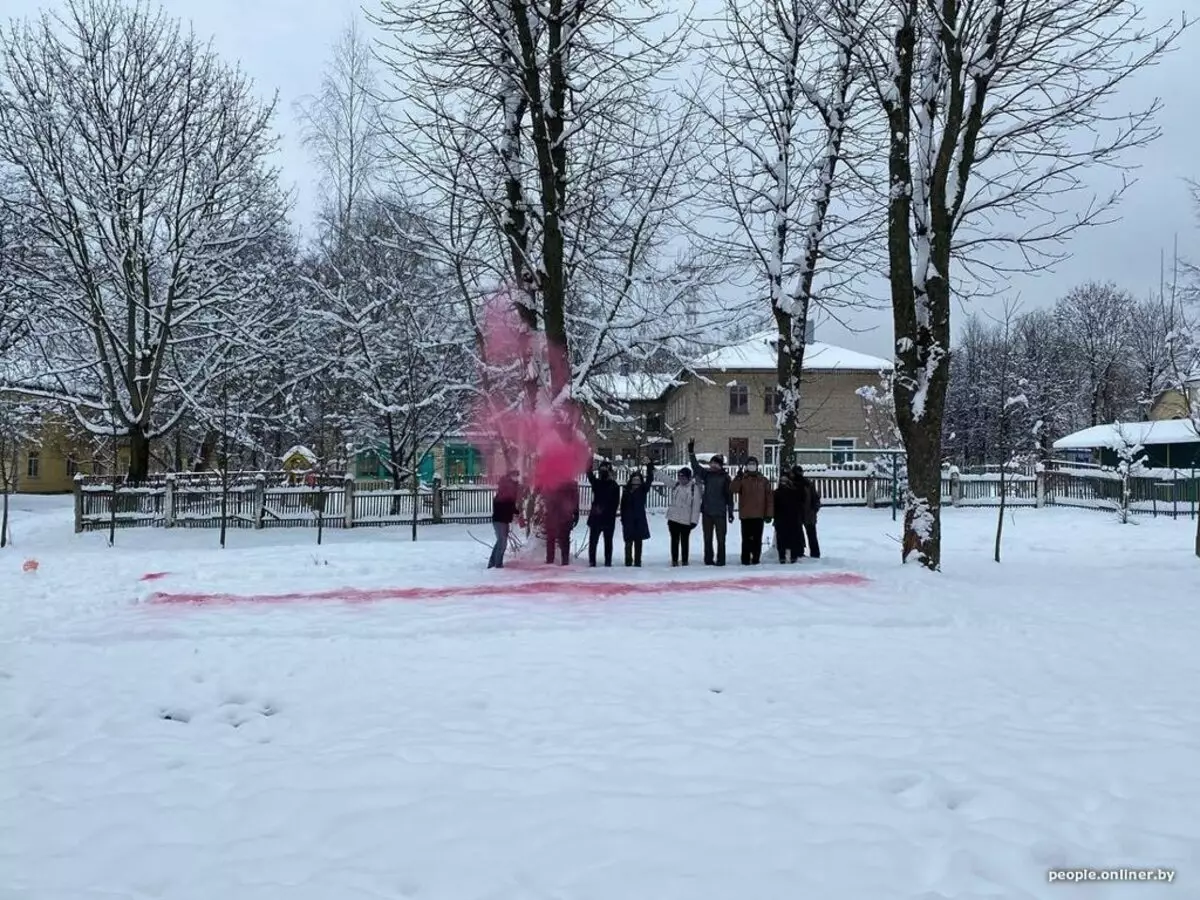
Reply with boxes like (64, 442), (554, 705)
(140, 572), (170, 582)
(147, 571), (869, 606)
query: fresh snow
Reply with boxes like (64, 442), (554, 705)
(1053, 419), (1200, 450)
(691, 330), (893, 372)
(2, 496), (1199, 899)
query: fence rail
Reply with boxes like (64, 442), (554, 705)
(72, 465), (1200, 533)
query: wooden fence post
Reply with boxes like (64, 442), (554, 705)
(73, 474), (83, 534)
(432, 477), (443, 524)
(163, 473), (175, 528)
(344, 475), (355, 528)
(1035, 466), (1046, 508)
(253, 473), (266, 529)
(865, 468), (877, 509)
(949, 469), (961, 506)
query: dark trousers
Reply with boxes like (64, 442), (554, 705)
(588, 522), (615, 566)
(701, 514), (727, 565)
(740, 518), (765, 564)
(776, 526), (803, 562)
(545, 526), (571, 564)
(623, 539), (643, 566)
(668, 521), (692, 565)
(799, 521), (820, 558)
(488, 522), (510, 568)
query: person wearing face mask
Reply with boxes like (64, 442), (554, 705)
(585, 459), (621, 566)
(731, 455), (774, 565)
(619, 456), (655, 566)
(687, 439), (734, 566)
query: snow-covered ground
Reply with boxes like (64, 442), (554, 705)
(2, 496), (1197, 899)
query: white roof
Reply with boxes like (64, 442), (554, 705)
(592, 373), (677, 401)
(691, 330), (892, 372)
(281, 445), (318, 462)
(1052, 420), (1200, 450)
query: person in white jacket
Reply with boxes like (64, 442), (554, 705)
(665, 467), (704, 566)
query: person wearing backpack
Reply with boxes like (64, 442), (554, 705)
(665, 466), (704, 566)
(619, 458), (655, 567)
(792, 465), (822, 558)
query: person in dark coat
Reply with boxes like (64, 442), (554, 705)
(489, 470), (522, 569)
(772, 472), (804, 563)
(586, 460), (621, 566)
(688, 439), (734, 566)
(544, 481), (579, 565)
(619, 458), (654, 567)
(792, 465), (822, 558)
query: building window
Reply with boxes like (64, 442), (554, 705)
(764, 387), (781, 415)
(728, 385), (749, 416)
(620, 447), (638, 462)
(599, 413), (616, 432)
(597, 447), (613, 461)
(643, 412), (662, 434)
(830, 438), (857, 465)
(728, 438), (749, 466)
(26, 451), (40, 479)
(763, 440), (782, 469)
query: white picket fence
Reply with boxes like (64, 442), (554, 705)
(72, 464), (1199, 533)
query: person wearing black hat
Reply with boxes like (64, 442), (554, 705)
(585, 459), (621, 566)
(688, 439), (734, 565)
(791, 465), (822, 558)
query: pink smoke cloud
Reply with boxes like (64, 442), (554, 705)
(471, 290), (591, 490)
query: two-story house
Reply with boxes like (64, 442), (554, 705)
(589, 372), (677, 463)
(664, 329), (892, 467)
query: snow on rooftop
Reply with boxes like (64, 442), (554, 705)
(591, 373), (677, 402)
(1052, 420), (1200, 450)
(691, 330), (892, 372)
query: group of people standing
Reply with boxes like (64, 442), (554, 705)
(487, 443), (822, 569)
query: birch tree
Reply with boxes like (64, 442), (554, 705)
(295, 21), (389, 236)
(697, 0), (879, 467)
(0, 0), (286, 481)
(836, 0), (1183, 569)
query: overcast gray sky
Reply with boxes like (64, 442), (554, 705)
(6, 0), (1197, 358)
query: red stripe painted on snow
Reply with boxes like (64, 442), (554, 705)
(147, 571), (868, 606)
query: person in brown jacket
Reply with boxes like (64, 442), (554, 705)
(731, 456), (774, 564)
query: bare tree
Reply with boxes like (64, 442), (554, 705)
(836, 0), (1184, 569)
(696, 0), (880, 467)
(302, 197), (472, 502)
(372, 0), (714, 419)
(1056, 282), (1137, 427)
(987, 300), (1029, 562)
(295, 20), (389, 235)
(0, 0), (286, 482)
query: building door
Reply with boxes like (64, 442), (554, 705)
(728, 438), (749, 466)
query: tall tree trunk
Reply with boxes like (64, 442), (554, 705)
(127, 426), (151, 483)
